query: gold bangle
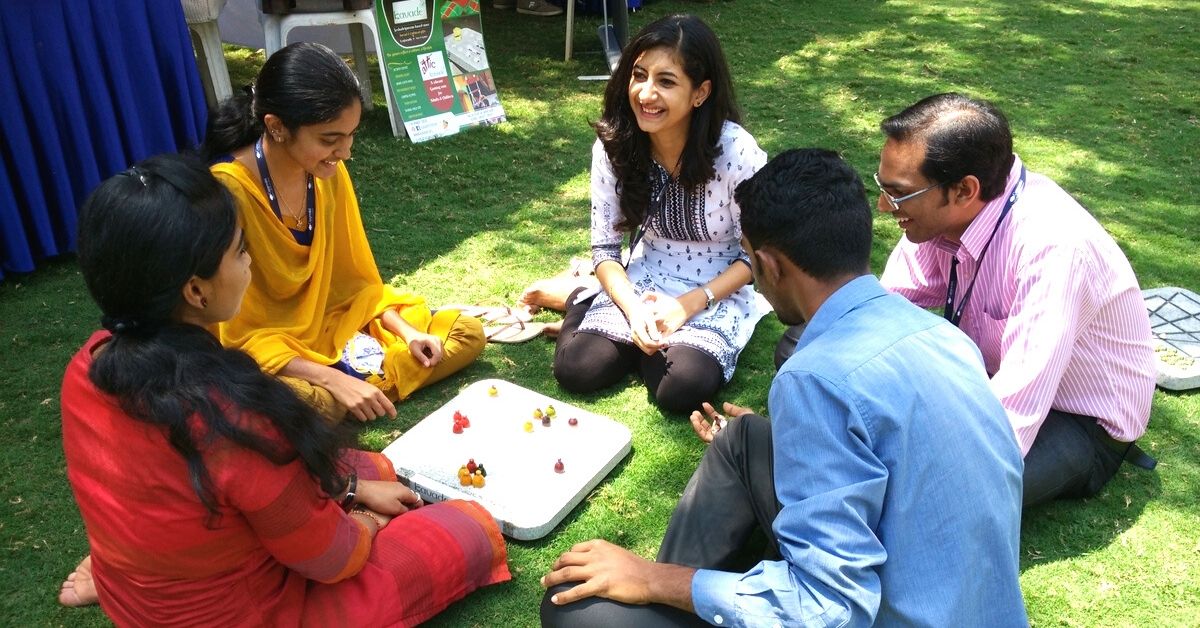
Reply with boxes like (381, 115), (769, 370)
(351, 507), (384, 530)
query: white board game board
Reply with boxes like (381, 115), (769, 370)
(382, 379), (632, 540)
(445, 27), (490, 74)
(1143, 287), (1200, 391)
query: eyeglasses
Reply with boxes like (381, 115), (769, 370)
(873, 172), (940, 211)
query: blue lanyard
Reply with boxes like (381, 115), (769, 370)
(944, 166), (1026, 326)
(254, 137), (314, 238)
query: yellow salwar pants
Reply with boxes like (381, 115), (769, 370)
(280, 313), (485, 422)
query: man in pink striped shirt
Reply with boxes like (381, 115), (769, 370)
(875, 93), (1157, 508)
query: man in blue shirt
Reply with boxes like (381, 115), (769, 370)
(540, 149), (1027, 627)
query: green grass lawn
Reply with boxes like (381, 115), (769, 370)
(2, 0), (1198, 625)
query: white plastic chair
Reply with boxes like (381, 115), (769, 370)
(567, 0), (627, 73)
(258, 2), (404, 137)
(182, 0), (233, 107)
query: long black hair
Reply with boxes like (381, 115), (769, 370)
(595, 14), (741, 231)
(200, 42), (363, 161)
(76, 153), (347, 513)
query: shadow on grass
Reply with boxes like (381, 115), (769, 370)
(1019, 388), (1198, 568)
(6, 0), (1199, 625)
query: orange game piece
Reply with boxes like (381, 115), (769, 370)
(472, 473), (485, 488)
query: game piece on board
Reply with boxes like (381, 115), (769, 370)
(452, 422), (463, 434)
(454, 410), (463, 421)
(545, 405), (557, 418)
(541, 416), (551, 427)
(533, 408), (543, 420)
(458, 465), (469, 478)
(477, 464), (487, 477)
(523, 421), (534, 432)
(467, 458), (478, 474)
(472, 474), (485, 488)
(568, 417), (578, 426)
(460, 415), (470, 428)
(554, 458), (565, 474)
(488, 385), (498, 396)
(459, 474), (472, 486)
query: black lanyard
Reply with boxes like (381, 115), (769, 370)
(944, 166), (1026, 326)
(625, 169), (671, 268)
(255, 136), (314, 238)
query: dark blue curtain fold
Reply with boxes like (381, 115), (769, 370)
(0, 0), (207, 279)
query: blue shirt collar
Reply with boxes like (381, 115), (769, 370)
(795, 274), (888, 353)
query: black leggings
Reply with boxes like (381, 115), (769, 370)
(552, 288), (724, 415)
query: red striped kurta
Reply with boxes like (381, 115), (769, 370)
(61, 331), (510, 626)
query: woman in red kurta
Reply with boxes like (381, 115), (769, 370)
(59, 154), (509, 625)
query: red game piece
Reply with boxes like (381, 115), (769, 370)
(568, 417), (578, 426)
(452, 423), (463, 434)
(454, 410), (463, 421)
(460, 415), (471, 428)
(467, 458), (478, 474)
(554, 458), (564, 473)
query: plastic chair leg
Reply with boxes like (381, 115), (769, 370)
(348, 22), (374, 110)
(191, 20), (232, 106)
(262, 14), (283, 57)
(564, 0), (574, 61)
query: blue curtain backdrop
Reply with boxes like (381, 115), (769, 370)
(0, 0), (207, 279)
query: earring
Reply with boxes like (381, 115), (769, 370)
(201, 297), (208, 308)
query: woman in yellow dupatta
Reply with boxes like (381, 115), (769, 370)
(201, 43), (483, 421)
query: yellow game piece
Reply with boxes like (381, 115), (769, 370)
(488, 385), (498, 396)
(533, 408), (543, 419)
(523, 421), (534, 432)
(453, 27), (463, 40)
(546, 404), (557, 417)
(458, 465), (469, 478)
(472, 473), (485, 488)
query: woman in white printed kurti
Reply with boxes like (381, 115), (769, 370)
(552, 15), (769, 414)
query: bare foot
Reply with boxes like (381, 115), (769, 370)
(519, 275), (597, 313)
(543, 321), (563, 338)
(59, 555), (98, 608)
